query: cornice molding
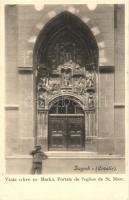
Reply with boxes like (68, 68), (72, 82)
(114, 104), (125, 108)
(5, 105), (19, 110)
(99, 66), (115, 73)
(18, 66), (33, 74)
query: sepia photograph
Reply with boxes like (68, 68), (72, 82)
(4, 3), (125, 175)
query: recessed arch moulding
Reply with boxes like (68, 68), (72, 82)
(33, 11), (99, 67)
(25, 6), (107, 67)
(33, 12), (99, 112)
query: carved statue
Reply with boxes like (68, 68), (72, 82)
(38, 77), (48, 90)
(86, 71), (95, 88)
(74, 77), (86, 94)
(60, 60), (74, 87)
(88, 94), (94, 108)
(75, 63), (81, 70)
(47, 77), (60, 94)
(63, 71), (71, 86)
(37, 92), (45, 109)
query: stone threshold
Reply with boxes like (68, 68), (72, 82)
(6, 152), (124, 159)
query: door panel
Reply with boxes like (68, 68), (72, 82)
(49, 117), (67, 150)
(67, 116), (84, 150)
(48, 115), (85, 151)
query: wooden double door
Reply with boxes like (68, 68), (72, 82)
(48, 115), (85, 150)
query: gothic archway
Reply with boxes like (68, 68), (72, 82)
(33, 11), (99, 151)
(33, 11), (99, 67)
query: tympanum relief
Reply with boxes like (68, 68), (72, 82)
(37, 59), (96, 110)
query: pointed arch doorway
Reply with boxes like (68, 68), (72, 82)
(33, 11), (99, 151)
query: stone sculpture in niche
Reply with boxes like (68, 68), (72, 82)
(88, 93), (95, 108)
(86, 70), (95, 88)
(48, 77), (60, 94)
(74, 77), (86, 95)
(61, 68), (72, 87)
(37, 77), (46, 109)
(38, 77), (48, 90)
(37, 90), (45, 109)
(59, 59), (75, 87)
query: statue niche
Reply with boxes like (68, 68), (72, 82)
(86, 70), (95, 90)
(59, 59), (74, 87)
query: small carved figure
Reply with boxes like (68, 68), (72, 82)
(47, 78), (60, 94)
(75, 63), (81, 70)
(38, 77), (48, 90)
(38, 92), (45, 108)
(86, 71), (95, 88)
(88, 94), (94, 108)
(64, 71), (71, 86)
(61, 68), (72, 87)
(74, 77), (85, 94)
